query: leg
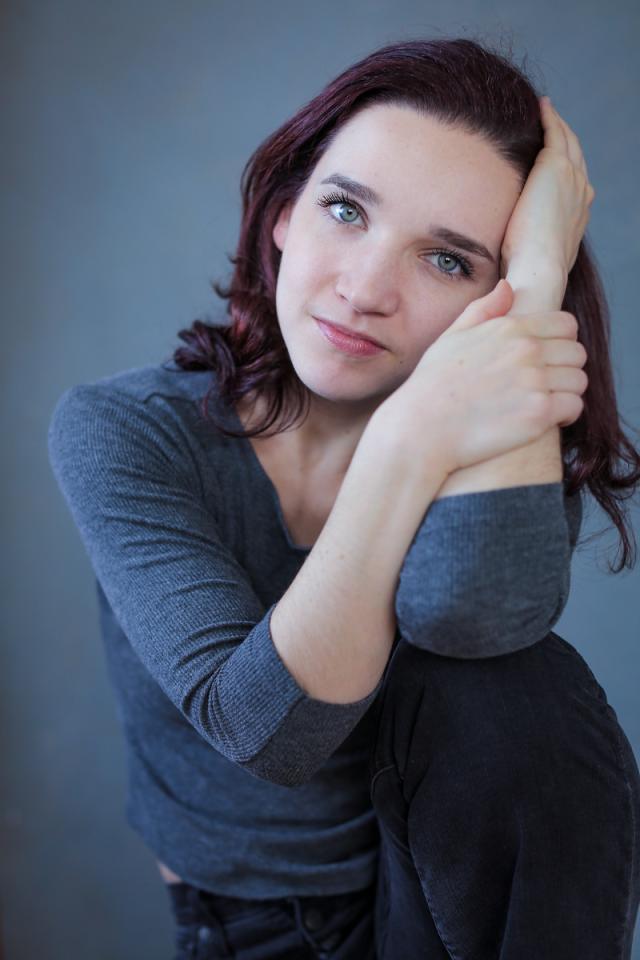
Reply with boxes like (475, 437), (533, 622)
(371, 631), (640, 959)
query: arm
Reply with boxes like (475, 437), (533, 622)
(47, 383), (388, 788)
(391, 267), (582, 659)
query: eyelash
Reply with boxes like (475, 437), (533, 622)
(316, 190), (476, 281)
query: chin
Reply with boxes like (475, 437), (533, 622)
(293, 358), (395, 410)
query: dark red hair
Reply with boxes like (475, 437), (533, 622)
(169, 35), (640, 572)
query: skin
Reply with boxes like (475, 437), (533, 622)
(239, 102), (525, 486)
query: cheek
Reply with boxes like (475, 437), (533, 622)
(275, 246), (326, 330)
(424, 282), (495, 331)
(279, 238), (335, 297)
(409, 297), (466, 342)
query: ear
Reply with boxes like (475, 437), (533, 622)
(272, 201), (293, 252)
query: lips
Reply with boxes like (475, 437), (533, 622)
(313, 316), (385, 349)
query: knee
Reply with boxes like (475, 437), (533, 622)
(377, 633), (581, 802)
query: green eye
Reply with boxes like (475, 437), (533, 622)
(335, 203), (359, 223)
(436, 252), (460, 274)
(423, 249), (474, 280)
(317, 191), (363, 225)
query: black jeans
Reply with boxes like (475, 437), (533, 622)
(371, 629), (640, 959)
(166, 629), (640, 959)
(165, 880), (376, 959)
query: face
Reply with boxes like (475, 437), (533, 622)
(272, 102), (523, 409)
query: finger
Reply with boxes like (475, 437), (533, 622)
(539, 97), (569, 154)
(539, 339), (588, 368)
(543, 99), (589, 178)
(554, 113), (588, 178)
(550, 392), (585, 429)
(540, 98), (587, 178)
(543, 365), (589, 394)
(520, 310), (579, 340)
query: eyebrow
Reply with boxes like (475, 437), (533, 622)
(319, 172), (496, 265)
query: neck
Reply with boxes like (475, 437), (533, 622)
(235, 387), (383, 479)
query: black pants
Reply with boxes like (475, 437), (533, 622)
(167, 630), (640, 959)
(372, 629), (640, 959)
(165, 880), (376, 959)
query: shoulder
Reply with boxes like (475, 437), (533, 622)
(47, 361), (228, 484)
(50, 360), (217, 413)
(48, 360), (224, 432)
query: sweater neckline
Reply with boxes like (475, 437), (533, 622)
(225, 400), (313, 555)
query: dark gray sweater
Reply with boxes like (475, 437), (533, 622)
(47, 360), (582, 898)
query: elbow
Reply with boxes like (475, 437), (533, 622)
(394, 480), (578, 659)
(395, 561), (572, 660)
(188, 678), (367, 789)
(189, 708), (319, 788)
(232, 694), (380, 787)
(183, 691), (317, 788)
(238, 750), (320, 789)
(396, 601), (565, 659)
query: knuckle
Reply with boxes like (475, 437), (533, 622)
(522, 366), (547, 392)
(515, 335), (542, 363)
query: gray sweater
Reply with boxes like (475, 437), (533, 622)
(47, 360), (583, 898)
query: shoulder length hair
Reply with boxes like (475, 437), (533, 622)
(170, 36), (640, 573)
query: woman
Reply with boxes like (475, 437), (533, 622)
(48, 37), (640, 959)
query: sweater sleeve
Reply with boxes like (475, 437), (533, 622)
(394, 480), (583, 659)
(47, 383), (382, 788)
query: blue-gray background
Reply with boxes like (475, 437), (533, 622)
(1, 1), (638, 957)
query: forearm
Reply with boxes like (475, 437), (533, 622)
(434, 264), (568, 500)
(269, 409), (449, 703)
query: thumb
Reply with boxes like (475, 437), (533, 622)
(452, 278), (514, 330)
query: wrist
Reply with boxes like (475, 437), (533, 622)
(368, 390), (455, 480)
(504, 258), (568, 315)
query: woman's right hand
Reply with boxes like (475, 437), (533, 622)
(377, 277), (588, 475)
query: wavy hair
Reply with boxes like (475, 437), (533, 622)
(169, 35), (640, 572)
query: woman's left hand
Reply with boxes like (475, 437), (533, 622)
(500, 97), (596, 280)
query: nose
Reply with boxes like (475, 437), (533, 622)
(335, 248), (401, 316)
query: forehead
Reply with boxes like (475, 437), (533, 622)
(314, 102), (522, 240)
(320, 103), (515, 184)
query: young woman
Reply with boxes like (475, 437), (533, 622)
(48, 37), (640, 960)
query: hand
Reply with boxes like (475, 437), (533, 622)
(378, 278), (588, 475)
(500, 97), (596, 279)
